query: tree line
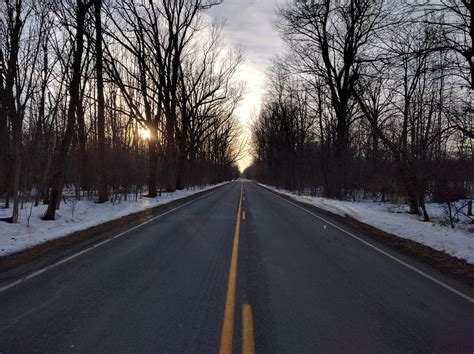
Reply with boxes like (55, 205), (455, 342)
(247, 0), (473, 221)
(0, 0), (242, 222)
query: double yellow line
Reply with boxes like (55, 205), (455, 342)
(219, 185), (255, 354)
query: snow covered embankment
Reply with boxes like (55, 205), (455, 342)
(0, 182), (229, 257)
(262, 184), (474, 265)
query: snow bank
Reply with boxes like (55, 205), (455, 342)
(0, 182), (229, 257)
(262, 184), (474, 264)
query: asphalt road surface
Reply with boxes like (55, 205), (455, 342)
(1, 181), (473, 353)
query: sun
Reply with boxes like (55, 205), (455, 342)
(139, 127), (151, 140)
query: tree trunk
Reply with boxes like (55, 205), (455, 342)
(419, 192), (430, 222)
(333, 105), (348, 199)
(145, 120), (158, 198)
(0, 50), (8, 200)
(175, 135), (187, 190)
(408, 197), (418, 215)
(95, 0), (107, 203)
(76, 85), (88, 192)
(11, 128), (21, 222)
(44, 1), (89, 220)
(4, 3), (22, 223)
(165, 116), (176, 192)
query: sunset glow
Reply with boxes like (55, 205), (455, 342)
(139, 128), (151, 140)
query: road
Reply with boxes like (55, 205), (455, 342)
(0, 181), (473, 353)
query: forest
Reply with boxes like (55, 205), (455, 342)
(0, 0), (242, 222)
(247, 0), (473, 222)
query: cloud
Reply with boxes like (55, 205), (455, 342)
(206, 0), (283, 169)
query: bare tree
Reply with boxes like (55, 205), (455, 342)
(176, 22), (244, 189)
(277, 0), (388, 197)
(94, 0), (107, 202)
(44, 0), (94, 220)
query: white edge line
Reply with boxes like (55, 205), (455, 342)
(0, 184), (229, 293)
(257, 184), (474, 304)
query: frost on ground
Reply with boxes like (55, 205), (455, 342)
(0, 183), (228, 257)
(262, 184), (474, 265)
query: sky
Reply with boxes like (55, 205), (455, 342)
(206, 0), (284, 171)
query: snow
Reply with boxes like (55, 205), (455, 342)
(261, 184), (474, 264)
(0, 182), (229, 257)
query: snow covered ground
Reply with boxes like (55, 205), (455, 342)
(0, 182), (229, 257)
(262, 184), (474, 264)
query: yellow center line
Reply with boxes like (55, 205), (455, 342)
(242, 304), (255, 354)
(219, 184), (243, 354)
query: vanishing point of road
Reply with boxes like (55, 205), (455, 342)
(1, 181), (473, 353)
